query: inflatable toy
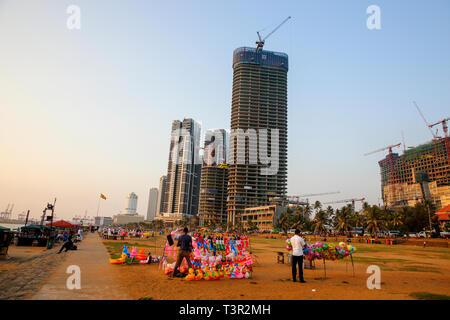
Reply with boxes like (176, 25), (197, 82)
(109, 253), (127, 264)
(185, 268), (195, 281)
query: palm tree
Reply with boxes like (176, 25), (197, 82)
(353, 211), (365, 228)
(365, 205), (385, 234)
(390, 211), (403, 229)
(336, 206), (352, 234)
(312, 209), (328, 233)
(277, 210), (293, 234)
(313, 200), (322, 216)
(303, 203), (312, 219)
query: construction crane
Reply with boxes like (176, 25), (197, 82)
(323, 198), (366, 212)
(286, 191), (341, 205)
(428, 117), (450, 166)
(365, 143), (401, 206)
(256, 16), (291, 51)
(413, 101), (437, 139)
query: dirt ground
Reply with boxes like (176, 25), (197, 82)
(103, 234), (450, 300)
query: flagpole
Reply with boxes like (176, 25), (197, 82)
(96, 196), (101, 217)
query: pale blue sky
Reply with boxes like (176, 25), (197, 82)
(0, 0), (449, 219)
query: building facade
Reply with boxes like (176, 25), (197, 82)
(156, 175), (167, 217)
(161, 118), (202, 219)
(112, 213), (144, 225)
(146, 188), (158, 221)
(94, 216), (113, 226)
(241, 204), (286, 231)
(227, 47), (288, 225)
(378, 138), (450, 209)
(124, 192), (138, 215)
(198, 129), (229, 227)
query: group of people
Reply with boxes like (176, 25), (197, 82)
(98, 227), (155, 240)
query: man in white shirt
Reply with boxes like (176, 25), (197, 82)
(290, 229), (306, 283)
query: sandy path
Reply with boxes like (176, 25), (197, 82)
(105, 236), (450, 300)
(32, 233), (130, 300)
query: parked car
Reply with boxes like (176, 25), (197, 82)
(440, 232), (450, 239)
(387, 230), (403, 238)
(418, 231), (430, 238)
(408, 232), (418, 238)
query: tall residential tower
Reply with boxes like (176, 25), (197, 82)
(146, 188), (158, 221)
(161, 118), (202, 218)
(227, 47), (288, 225)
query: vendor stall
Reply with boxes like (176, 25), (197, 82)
(0, 226), (14, 257)
(18, 225), (54, 247)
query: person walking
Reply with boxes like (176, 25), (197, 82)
(172, 227), (193, 277)
(290, 229), (306, 283)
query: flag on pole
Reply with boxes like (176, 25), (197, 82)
(100, 193), (107, 200)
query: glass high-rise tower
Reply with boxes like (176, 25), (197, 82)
(227, 47), (288, 225)
(162, 118), (202, 218)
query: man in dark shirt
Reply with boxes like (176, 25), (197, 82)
(172, 227), (193, 277)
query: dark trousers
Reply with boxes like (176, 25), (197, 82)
(292, 255), (304, 281)
(58, 242), (73, 253)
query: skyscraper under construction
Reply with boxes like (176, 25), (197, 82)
(227, 47), (288, 225)
(379, 137), (450, 209)
(198, 129), (229, 227)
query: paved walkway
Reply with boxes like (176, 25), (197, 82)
(33, 233), (130, 300)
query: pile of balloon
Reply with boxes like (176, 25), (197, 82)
(109, 245), (160, 265)
(160, 228), (255, 280)
(286, 240), (356, 261)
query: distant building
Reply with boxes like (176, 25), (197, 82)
(378, 137), (450, 210)
(198, 129), (229, 227)
(146, 188), (158, 221)
(156, 175), (167, 217)
(124, 192), (138, 214)
(198, 165), (228, 227)
(112, 214), (144, 225)
(241, 204), (286, 232)
(94, 216), (113, 226)
(161, 118), (202, 220)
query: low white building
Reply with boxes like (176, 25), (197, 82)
(113, 213), (144, 225)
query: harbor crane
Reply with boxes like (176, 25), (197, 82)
(256, 16), (291, 51)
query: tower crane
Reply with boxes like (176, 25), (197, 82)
(365, 143), (401, 206)
(413, 101), (437, 139)
(428, 117), (450, 166)
(256, 16), (291, 51)
(286, 191), (341, 205)
(323, 198), (366, 212)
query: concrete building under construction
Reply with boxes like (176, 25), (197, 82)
(379, 137), (450, 209)
(198, 129), (229, 227)
(227, 47), (288, 225)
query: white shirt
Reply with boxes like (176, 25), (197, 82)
(290, 235), (306, 256)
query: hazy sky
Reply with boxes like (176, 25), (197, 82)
(1, 0), (449, 220)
